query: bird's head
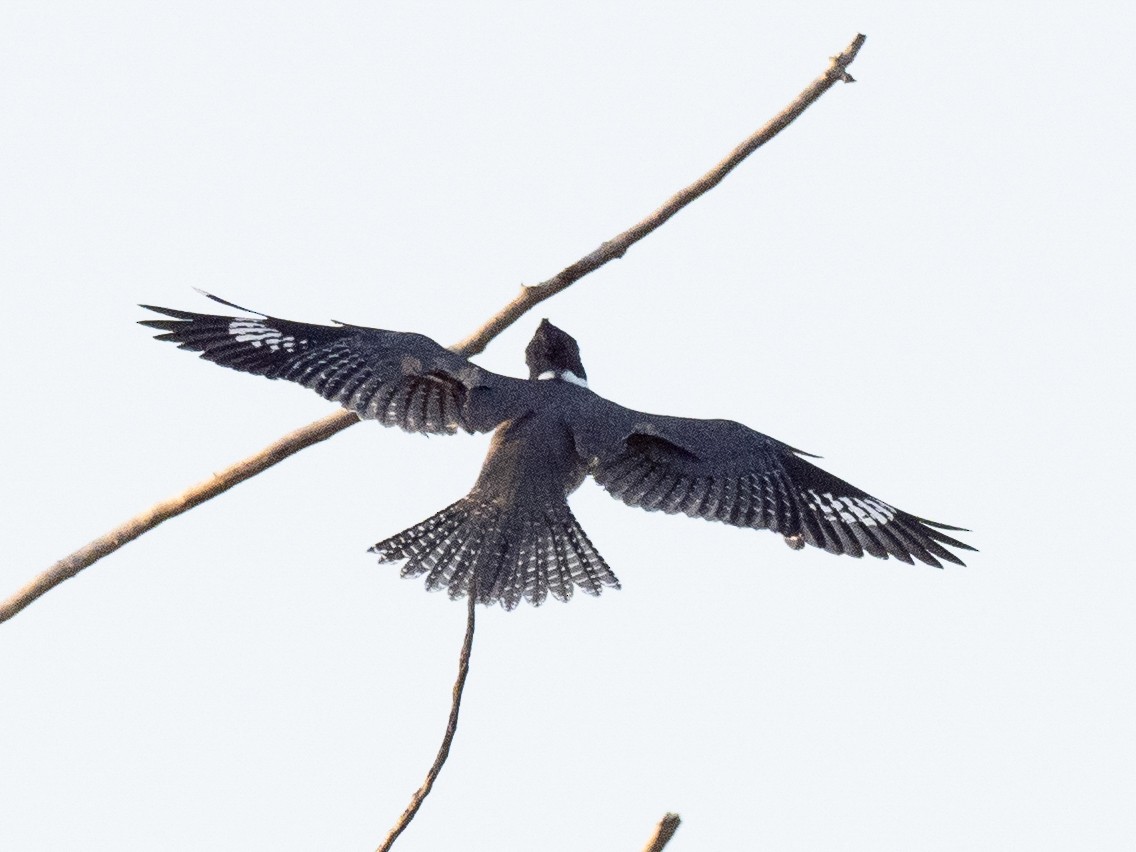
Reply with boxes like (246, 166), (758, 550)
(525, 319), (588, 387)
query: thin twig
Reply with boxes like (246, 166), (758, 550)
(0, 33), (866, 624)
(643, 813), (682, 852)
(376, 590), (477, 852)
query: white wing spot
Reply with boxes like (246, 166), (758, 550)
(805, 490), (896, 526)
(859, 497), (897, 524)
(228, 319), (299, 353)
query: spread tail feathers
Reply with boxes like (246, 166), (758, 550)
(369, 497), (620, 610)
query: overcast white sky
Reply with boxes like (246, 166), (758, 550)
(2, 2), (1134, 850)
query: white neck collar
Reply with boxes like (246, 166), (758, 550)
(536, 369), (588, 388)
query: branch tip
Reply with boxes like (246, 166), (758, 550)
(643, 812), (682, 852)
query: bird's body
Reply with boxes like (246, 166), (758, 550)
(141, 294), (974, 608)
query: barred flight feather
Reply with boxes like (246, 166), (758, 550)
(140, 303), (475, 436)
(591, 441), (974, 569)
(369, 497), (620, 610)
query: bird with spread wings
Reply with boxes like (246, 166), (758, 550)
(141, 294), (974, 610)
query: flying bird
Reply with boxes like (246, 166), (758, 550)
(141, 294), (974, 610)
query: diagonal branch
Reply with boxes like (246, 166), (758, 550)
(453, 33), (866, 354)
(0, 33), (865, 624)
(376, 590), (477, 852)
(1, 410), (360, 623)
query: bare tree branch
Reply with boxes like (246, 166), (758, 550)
(642, 813), (682, 852)
(0, 33), (865, 625)
(453, 33), (866, 354)
(0, 410), (357, 623)
(376, 590), (477, 852)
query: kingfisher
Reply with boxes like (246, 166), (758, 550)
(141, 294), (974, 610)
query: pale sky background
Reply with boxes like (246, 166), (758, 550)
(2, 2), (1134, 851)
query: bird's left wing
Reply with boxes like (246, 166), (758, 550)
(140, 293), (537, 435)
(575, 405), (974, 568)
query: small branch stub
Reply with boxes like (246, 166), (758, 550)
(831, 33), (866, 83)
(643, 812), (682, 852)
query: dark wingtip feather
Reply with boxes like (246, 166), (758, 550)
(790, 446), (823, 459)
(139, 304), (198, 320)
(138, 319), (180, 332)
(933, 550), (965, 567)
(924, 526), (978, 552)
(192, 288), (262, 314)
(918, 517), (972, 533)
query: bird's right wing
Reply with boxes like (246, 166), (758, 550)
(140, 294), (538, 435)
(575, 403), (974, 568)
